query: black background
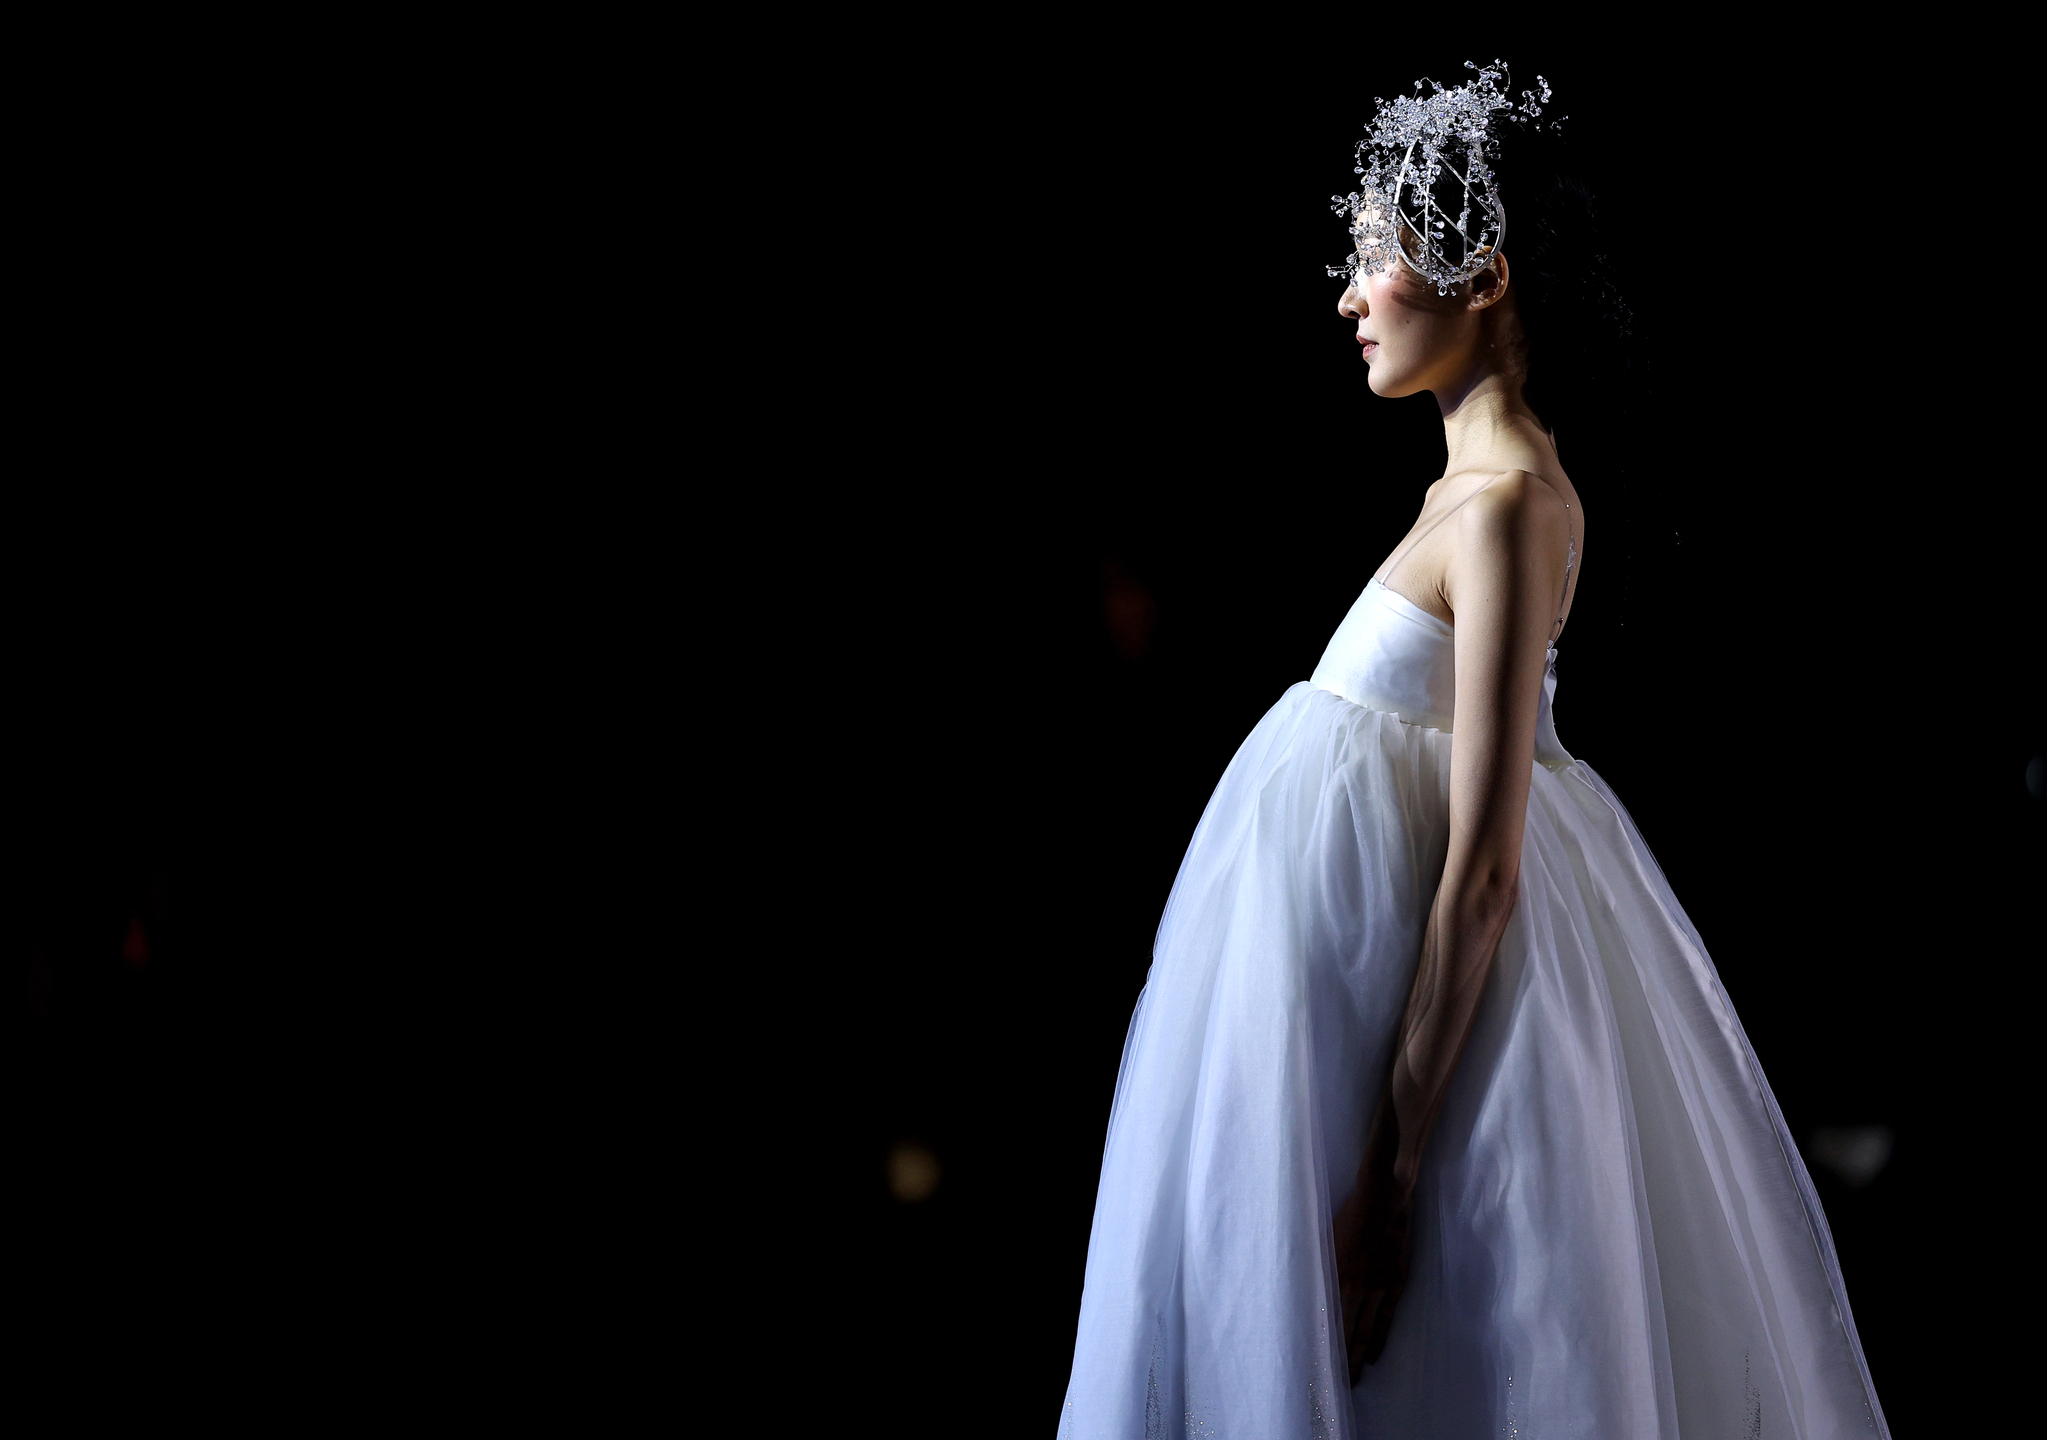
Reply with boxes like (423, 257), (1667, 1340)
(801, 24), (2041, 1437)
(11, 19), (2038, 1431)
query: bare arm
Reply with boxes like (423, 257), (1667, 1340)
(1337, 471), (1571, 1376)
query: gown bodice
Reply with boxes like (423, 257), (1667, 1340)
(1307, 578), (1574, 770)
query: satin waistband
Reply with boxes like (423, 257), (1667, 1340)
(1311, 681), (1452, 733)
(1309, 681), (1575, 772)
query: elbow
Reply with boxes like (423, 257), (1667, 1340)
(1455, 863), (1520, 933)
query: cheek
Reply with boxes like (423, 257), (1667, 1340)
(1363, 277), (1428, 340)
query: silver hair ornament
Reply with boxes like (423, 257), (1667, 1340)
(1329, 61), (1556, 297)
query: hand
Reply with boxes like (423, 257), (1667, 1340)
(1333, 1100), (1413, 1383)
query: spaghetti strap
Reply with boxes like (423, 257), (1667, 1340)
(1376, 471), (1578, 649)
(1374, 473), (1506, 593)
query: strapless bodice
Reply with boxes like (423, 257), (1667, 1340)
(1308, 580), (1573, 770)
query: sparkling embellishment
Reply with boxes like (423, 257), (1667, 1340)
(1744, 1349), (1764, 1439)
(1181, 1374), (1216, 1440)
(1329, 61), (1556, 296)
(1310, 1379), (1337, 1440)
(1309, 1301), (1341, 1440)
(1144, 1315), (1166, 1439)
(1553, 497), (1576, 649)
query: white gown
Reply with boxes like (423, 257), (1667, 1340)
(1058, 578), (1889, 1439)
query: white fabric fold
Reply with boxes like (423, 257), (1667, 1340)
(1060, 578), (1885, 1439)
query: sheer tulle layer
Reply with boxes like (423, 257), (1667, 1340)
(1059, 684), (1886, 1439)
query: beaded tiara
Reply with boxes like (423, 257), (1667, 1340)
(1329, 61), (1554, 297)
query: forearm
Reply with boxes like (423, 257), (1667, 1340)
(1334, 868), (1518, 1321)
(1349, 469), (1557, 1199)
(1384, 865), (1519, 1189)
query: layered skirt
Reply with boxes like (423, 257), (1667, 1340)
(1058, 684), (1887, 1439)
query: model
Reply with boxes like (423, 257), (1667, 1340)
(1058, 64), (1888, 1439)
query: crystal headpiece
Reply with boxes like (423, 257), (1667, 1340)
(1329, 61), (1554, 297)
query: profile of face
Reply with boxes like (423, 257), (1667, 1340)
(1338, 247), (1512, 399)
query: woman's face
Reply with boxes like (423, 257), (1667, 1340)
(1337, 251), (1503, 399)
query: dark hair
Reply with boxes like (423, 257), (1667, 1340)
(1486, 118), (1667, 634)
(1492, 125), (1635, 437)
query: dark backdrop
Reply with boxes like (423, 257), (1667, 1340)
(800, 26), (2040, 1438)
(11, 21), (2036, 1430)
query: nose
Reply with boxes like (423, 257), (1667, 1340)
(1337, 284), (1366, 321)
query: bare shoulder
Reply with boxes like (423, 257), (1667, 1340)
(1458, 470), (1571, 549)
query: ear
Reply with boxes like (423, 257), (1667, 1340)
(1467, 251), (1509, 312)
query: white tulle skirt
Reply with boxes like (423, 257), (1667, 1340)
(1059, 683), (1887, 1439)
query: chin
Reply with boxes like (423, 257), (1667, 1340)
(1365, 365), (1412, 398)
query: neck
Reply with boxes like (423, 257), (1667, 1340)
(1434, 363), (1553, 478)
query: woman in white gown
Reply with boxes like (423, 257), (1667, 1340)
(1058, 72), (1888, 1439)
